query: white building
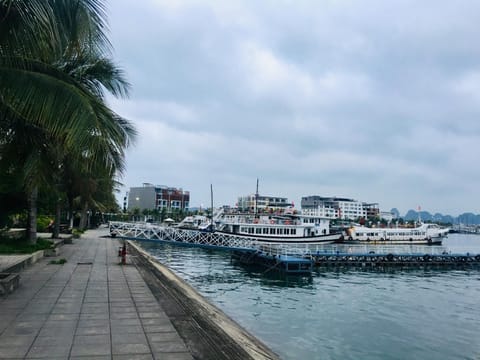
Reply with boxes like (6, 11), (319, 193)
(237, 194), (291, 211)
(301, 196), (379, 220)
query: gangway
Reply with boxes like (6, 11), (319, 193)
(109, 221), (314, 274)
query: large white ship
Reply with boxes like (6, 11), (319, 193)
(340, 223), (449, 245)
(211, 208), (342, 244)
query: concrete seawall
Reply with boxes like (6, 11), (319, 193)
(127, 240), (280, 360)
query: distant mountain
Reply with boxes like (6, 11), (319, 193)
(400, 210), (480, 225)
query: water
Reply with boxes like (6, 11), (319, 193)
(137, 234), (480, 359)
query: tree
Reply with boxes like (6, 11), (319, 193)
(0, 0), (136, 242)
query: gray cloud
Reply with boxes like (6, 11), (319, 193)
(107, 0), (480, 215)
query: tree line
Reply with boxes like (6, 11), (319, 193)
(0, 0), (136, 243)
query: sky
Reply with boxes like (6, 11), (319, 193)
(106, 0), (480, 216)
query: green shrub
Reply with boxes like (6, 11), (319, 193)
(0, 236), (53, 254)
(72, 229), (82, 238)
(49, 258), (67, 265)
(37, 215), (53, 232)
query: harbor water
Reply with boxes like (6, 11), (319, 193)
(137, 234), (480, 360)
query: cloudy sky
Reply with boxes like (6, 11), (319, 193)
(106, 0), (480, 216)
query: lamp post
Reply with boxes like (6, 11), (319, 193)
(135, 197), (140, 221)
(167, 190), (172, 214)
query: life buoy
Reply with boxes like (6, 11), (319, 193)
(348, 236), (353, 241)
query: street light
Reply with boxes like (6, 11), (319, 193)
(167, 190), (173, 213)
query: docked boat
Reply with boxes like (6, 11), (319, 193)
(339, 223), (449, 245)
(210, 208), (342, 244)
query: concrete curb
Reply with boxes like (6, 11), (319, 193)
(127, 240), (280, 360)
(0, 250), (45, 274)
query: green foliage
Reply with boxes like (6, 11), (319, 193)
(49, 258), (67, 265)
(72, 229), (83, 238)
(0, 236), (53, 254)
(37, 215), (53, 232)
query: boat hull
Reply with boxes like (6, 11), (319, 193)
(337, 238), (443, 245)
(215, 230), (341, 244)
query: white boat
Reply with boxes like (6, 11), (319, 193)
(340, 223), (449, 245)
(211, 208), (342, 244)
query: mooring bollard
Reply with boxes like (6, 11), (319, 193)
(120, 243), (127, 265)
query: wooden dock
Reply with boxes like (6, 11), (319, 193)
(309, 252), (480, 268)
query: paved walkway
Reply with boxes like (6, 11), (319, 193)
(0, 228), (193, 359)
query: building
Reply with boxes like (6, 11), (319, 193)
(301, 195), (379, 220)
(237, 194), (291, 211)
(127, 183), (190, 211)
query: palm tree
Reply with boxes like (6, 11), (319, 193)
(0, 0), (136, 242)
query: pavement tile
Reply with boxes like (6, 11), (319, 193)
(112, 332), (148, 345)
(75, 325), (110, 336)
(141, 317), (171, 326)
(77, 319), (110, 328)
(153, 353), (193, 360)
(73, 334), (110, 345)
(37, 326), (75, 338)
(110, 306), (138, 313)
(0, 345), (30, 358)
(112, 342), (151, 355)
(2, 323), (42, 337)
(79, 312), (109, 320)
(110, 318), (142, 327)
(0, 334), (36, 347)
(139, 312), (166, 319)
(26, 344), (71, 358)
(147, 332), (183, 343)
(70, 341), (111, 357)
(32, 335), (74, 346)
(149, 340), (188, 353)
(110, 312), (140, 320)
(47, 314), (79, 321)
(113, 355), (153, 360)
(111, 325), (145, 334)
(143, 324), (178, 333)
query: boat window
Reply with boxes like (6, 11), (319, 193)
(292, 229), (296, 235)
(256, 228), (261, 234)
(285, 228), (290, 235)
(270, 228), (275, 234)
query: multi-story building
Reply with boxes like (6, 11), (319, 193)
(127, 183), (190, 211)
(237, 194), (291, 211)
(301, 195), (379, 220)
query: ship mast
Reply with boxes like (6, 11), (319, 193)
(210, 184), (214, 231)
(254, 178), (259, 217)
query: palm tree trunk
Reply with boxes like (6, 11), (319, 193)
(27, 186), (38, 244)
(53, 200), (61, 238)
(79, 202), (88, 230)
